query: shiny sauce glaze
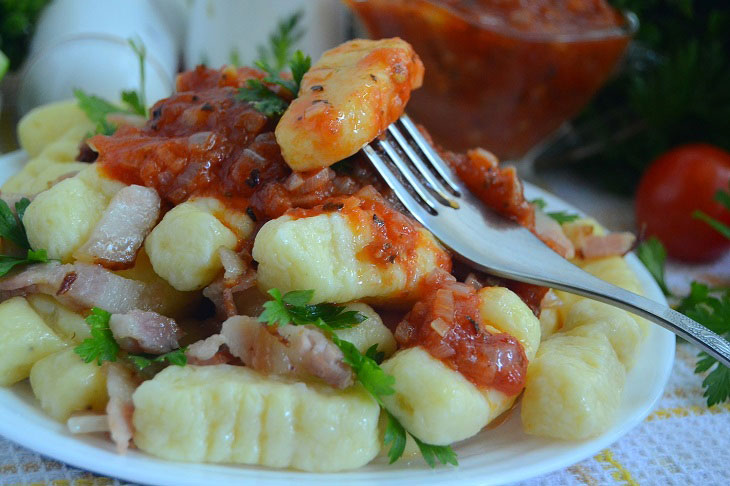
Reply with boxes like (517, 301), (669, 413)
(395, 271), (527, 395)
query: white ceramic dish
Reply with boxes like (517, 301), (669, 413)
(0, 149), (674, 485)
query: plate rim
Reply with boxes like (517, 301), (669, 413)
(0, 149), (675, 485)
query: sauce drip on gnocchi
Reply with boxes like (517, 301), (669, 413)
(395, 271), (528, 395)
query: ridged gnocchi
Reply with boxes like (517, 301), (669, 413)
(0, 297), (67, 385)
(253, 211), (449, 304)
(29, 348), (109, 421)
(133, 365), (381, 472)
(333, 303), (397, 357)
(17, 99), (94, 158)
(521, 334), (625, 440)
(381, 287), (540, 444)
(144, 200), (240, 291)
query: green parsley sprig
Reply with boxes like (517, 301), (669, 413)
(531, 198), (580, 224)
(636, 236), (671, 296)
(74, 38), (148, 135)
(74, 307), (187, 370)
(259, 288), (458, 467)
(692, 181), (730, 240)
(0, 197), (50, 276)
(637, 239), (730, 406)
(236, 11), (312, 118)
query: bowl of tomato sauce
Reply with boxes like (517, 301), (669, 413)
(345, 0), (638, 160)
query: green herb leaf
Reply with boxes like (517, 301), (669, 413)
(413, 435), (459, 468)
(290, 50), (312, 93)
(127, 38), (147, 114)
(693, 210), (730, 240)
(258, 289), (458, 467)
(128, 347), (188, 370)
(281, 289), (315, 306)
(530, 198), (579, 223)
(637, 237), (671, 296)
(702, 364), (730, 407)
(0, 198), (30, 249)
(73, 89), (124, 135)
(14, 198), (30, 223)
(127, 355), (152, 370)
(676, 281), (711, 315)
(255, 10), (305, 74)
(546, 211), (580, 224)
(237, 79), (290, 117)
(74, 307), (119, 366)
(384, 411), (407, 464)
(530, 198), (547, 210)
(121, 90), (146, 117)
(259, 288), (293, 326)
(365, 343), (385, 364)
(0, 248), (49, 277)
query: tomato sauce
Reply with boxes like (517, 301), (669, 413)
(89, 67), (290, 213)
(347, 0), (633, 158)
(395, 271), (527, 395)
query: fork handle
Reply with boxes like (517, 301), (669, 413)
(549, 276), (730, 368)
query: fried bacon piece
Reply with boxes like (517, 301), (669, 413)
(74, 185), (160, 269)
(0, 262), (157, 313)
(109, 310), (183, 355)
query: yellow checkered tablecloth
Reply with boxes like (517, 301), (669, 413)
(0, 342), (728, 486)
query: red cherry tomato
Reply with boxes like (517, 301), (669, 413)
(636, 144), (730, 262)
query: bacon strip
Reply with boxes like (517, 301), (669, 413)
(74, 185), (161, 269)
(109, 310), (183, 354)
(580, 232), (636, 260)
(0, 262), (157, 313)
(105, 363), (139, 454)
(189, 316), (354, 388)
(202, 248), (256, 319)
(534, 209), (575, 259)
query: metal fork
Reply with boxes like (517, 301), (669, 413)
(363, 114), (730, 367)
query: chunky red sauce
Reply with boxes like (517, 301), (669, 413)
(395, 271), (527, 395)
(347, 0), (632, 158)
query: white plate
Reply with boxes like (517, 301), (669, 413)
(0, 150), (674, 486)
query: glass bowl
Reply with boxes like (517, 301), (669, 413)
(346, 0), (638, 160)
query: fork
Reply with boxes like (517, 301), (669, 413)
(363, 114), (730, 367)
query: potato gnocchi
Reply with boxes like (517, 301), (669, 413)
(0, 36), (650, 474)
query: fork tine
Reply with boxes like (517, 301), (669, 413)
(377, 136), (440, 213)
(387, 123), (459, 208)
(399, 114), (463, 196)
(362, 144), (438, 223)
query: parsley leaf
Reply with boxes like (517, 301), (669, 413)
(530, 198), (547, 210)
(74, 307), (119, 366)
(74, 307), (187, 370)
(413, 435), (460, 468)
(259, 288), (458, 467)
(74, 38), (148, 134)
(365, 343), (385, 364)
(128, 347), (188, 371)
(0, 198), (30, 249)
(237, 79), (290, 117)
(0, 197), (51, 276)
(238, 11), (311, 117)
(259, 288), (367, 329)
(701, 364), (730, 407)
(0, 249), (49, 276)
(693, 210), (730, 240)
(384, 411), (407, 464)
(546, 211), (580, 224)
(289, 50), (311, 92)
(637, 237), (671, 296)
(255, 10), (305, 74)
(529, 198), (580, 223)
